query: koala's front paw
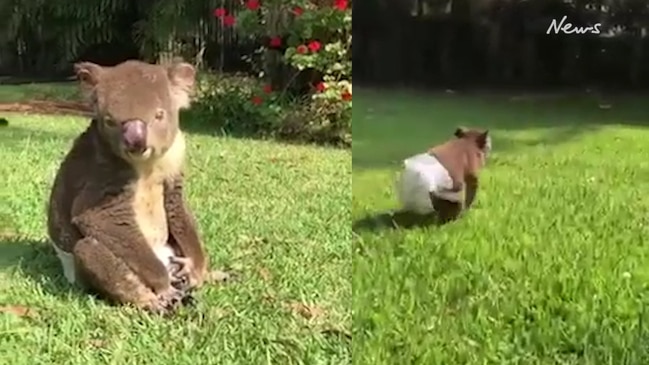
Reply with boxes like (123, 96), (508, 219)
(167, 259), (197, 309)
(168, 256), (204, 288)
(147, 287), (188, 315)
(170, 272), (190, 291)
(168, 256), (192, 277)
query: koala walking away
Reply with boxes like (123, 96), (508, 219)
(47, 59), (212, 314)
(396, 127), (492, 223)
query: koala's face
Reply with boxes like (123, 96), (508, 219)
(454, 126), (492, 160)
(74, 60), (195, 163)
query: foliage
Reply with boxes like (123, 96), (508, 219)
(185, 72), (350, 147)
(211, 0), (352, 146)
(185, 72), (281, 137)
(0, 0), (352, 146)
(355, 0), (649, 88)
(0, 0), (231, 71)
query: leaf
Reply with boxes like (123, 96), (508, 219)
(262, 290), (276, 303)
(209, 307), (230, 319)
(331, 62), (344, 71)
(206, 270), (237, 284)
(286, 301), (325, 320)
(0, 305), (37, 318)
(258, 267), (272, 281)
(88, 339), (108, 348)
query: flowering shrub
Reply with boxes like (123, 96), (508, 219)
(185, 72), (350, 147)
(211, 0), (352, 146)
(184, 72), (284, 137)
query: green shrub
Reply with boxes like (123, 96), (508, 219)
(184, 72), (282, 136)
(184, 72), (350, 147)
(280, 92), (351, 147)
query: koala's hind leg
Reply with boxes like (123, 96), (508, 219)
(431, 195), (463, 224)
(73, 237), (187, 314)
(464, 175), (479, 210)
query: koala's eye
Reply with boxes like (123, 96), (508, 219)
(154, 109), (165, 121)
(103, 116), (117, 127)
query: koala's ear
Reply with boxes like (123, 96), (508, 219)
(167, 60), (196, 109)
(477, 130), (489, 149)
(74, 62), (103, 102)
(454, 126), (467, 138)
(74, 62), (103, 87)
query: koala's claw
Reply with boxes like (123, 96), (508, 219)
(147, 287), (187, 315)
(170, 274), (190, 291)
(168, 256), (193, 279)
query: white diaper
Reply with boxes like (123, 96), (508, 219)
(153, 244), (176, 267)
(395, 153), (463, 214)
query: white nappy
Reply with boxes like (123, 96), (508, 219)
(395, 153), (463, 214)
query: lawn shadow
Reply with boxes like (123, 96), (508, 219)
(179, 115), (349, 149)
(0, 236), (78, 299)
(352, 124), (603, 171)
(352, 210), (440, 233)
(352, 90), (649, 170)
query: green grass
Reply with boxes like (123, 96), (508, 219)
(0, 82), (79, 103)
(353, 88), (649, 364)
(0, 113), (351, 364)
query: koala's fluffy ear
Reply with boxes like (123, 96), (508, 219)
(454, 126), (467, 138)
(167, 60), (196, 110)
(477, 130), (489, 149)
(74, 62), (103, 98)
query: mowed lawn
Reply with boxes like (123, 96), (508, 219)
(0, 82), (80, 102)
(0, 112), (351, 363)
(353, 89), (649, 364)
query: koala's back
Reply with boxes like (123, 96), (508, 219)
(429, 138), (481, 181)
(47, 121), (133, 253)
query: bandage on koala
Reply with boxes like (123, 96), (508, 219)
(396, 153), (463, 215)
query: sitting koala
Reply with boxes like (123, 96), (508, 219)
(47, 59), (209, 314)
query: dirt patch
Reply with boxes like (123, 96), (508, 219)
(0, 100), (90, 117)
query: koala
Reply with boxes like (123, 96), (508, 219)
(396, 126), (491, 224)
(47, 59), (208, 314)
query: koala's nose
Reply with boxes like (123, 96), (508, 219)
(121, 120), (147, 153)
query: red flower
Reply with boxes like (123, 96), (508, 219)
(251, 95), (263, 105)
(292, 6), (304, 16)
(334, 0), (348, 10)
(263, 84), (273, 94)
(307, 40), (321, 52)
(296, 45), (308, 54)
(213, 7), (227, 17)
(222, 15), (236, 26)
(269, 36), (282, 47)
(341, 90), (352, 101)
(315, 82), (326, 92)
(245, 0), (260, 10)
